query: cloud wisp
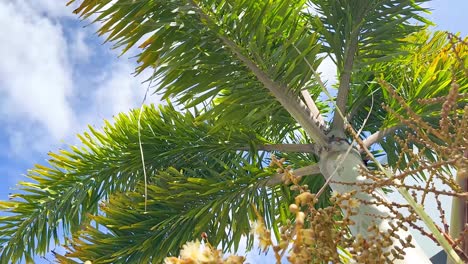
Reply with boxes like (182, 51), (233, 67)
(0, 1), (161, 185)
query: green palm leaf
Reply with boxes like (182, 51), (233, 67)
(61, 167), (326, 263)
(69, 0), (330, 144)
(307, 0), (430, 132)
(1, 104), (318, 263)
(309, 0), (430, 69)
(351, 31), (467, 167)
(2, 0), (458, 262)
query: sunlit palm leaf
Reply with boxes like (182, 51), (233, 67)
(353, 31), (467, 168)
(1, 0), (457, 262)
(0, 104), (302, 263)
(308, 0), (430, 69)
(69, 0), (326, 132)
(62, 165), (327, 263)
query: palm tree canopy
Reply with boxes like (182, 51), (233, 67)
(0, 0), (466, 263)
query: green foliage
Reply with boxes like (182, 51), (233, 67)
(350, 31), (468, 130)
(66, 159), (329, 263)
(62, 167), (322, 263)
(309, 0), (430, 69)
(0, 104), (323, 263)
(5, 0), (466, 263)
(355, 32), (468, 168)
(71, 0), (326, 132)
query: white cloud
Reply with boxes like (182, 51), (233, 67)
(3, 124), (56, 160)
(70, 30), (92, 63)
(78, 62), (161, 129)
(27, 0), (79, 19)
(317, 55), (337, 87)
(0, 0), (162, 160)
(0, 1), (75, 140)
(94, 64), (146, 117)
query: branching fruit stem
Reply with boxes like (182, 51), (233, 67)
(319, 142), (431, 263)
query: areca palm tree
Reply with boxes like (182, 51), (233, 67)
(0, 0), (466, 263)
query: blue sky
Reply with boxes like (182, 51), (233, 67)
(0, 0), (466, 263)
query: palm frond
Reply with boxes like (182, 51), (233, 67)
(355, 31), (467, 131)
(68, 0), (330, 144)
(61, 166), (327, 263)
(307, 0), (429, 131)
(309, 0), (430, 69)
(0, 104), (292, 263)
(353, 31), (467, 168)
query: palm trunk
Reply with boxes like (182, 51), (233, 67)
(447, 153), (468, 264)
(319, 141), (431, 263)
